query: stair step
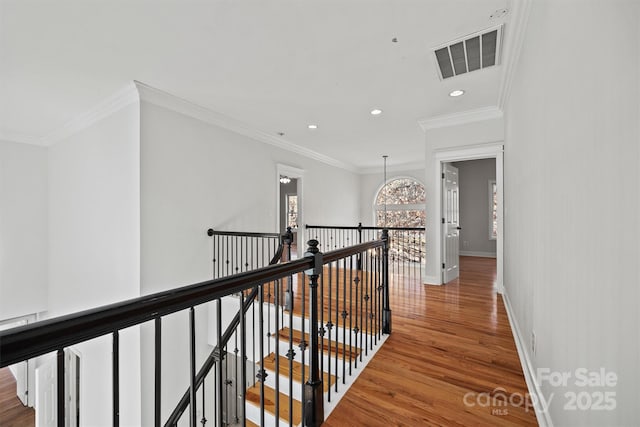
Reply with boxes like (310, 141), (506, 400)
(262, 352), (336, 392)
(277, 328), (359, 360)
(245, 383), (302, 426)
(245, 420), (259, 427)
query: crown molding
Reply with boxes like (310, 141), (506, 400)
(41, 83), (139, 146)
(0, 129), (43, 146)
(418, 106), (503, 131)
(497, 0), (532, 110)
(133, 81), (359, 173)
(358, 161), (425, 175)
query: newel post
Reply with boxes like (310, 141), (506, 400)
(284, 226), (294, 311)
(304, 239), (324, 426)
(382, 229), (392, 334)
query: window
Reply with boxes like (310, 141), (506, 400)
(489, 180), (497, 240)
(374, 178), (426, 228)
(286, 194), (298, 229)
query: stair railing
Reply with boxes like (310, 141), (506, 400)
(306, 223), (424, 282)
(0, 232), (390, 427)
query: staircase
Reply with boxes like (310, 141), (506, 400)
(238, 279), (384, 427)
(163, 228), (391, 427)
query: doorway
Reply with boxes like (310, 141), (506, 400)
(35, 348), (80, 427)
(276, 164), (304, 256)
(434, 144), (504, 291)
(0, 315), (36, 407)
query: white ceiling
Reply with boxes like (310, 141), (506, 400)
(0, 0), (515, 170)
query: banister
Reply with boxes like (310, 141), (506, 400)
(0, 256), (312, 368)
(305, 224), (424, 231)
(207, 228), (282, 238)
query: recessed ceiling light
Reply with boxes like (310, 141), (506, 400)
(449, 89), (465, 97)
(370, 109), (383, 115)
(308, 124), (318, 129)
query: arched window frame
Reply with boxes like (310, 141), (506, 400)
(372, 176), (426, 227)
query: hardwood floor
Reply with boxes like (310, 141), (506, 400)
(324, 256), (538, 427)
(0, 367), (34, 427)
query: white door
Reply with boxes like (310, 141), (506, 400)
(36, 356), (57, 427)
(65, 351), (80, 427)
(13, 361), (28, 405)
(442, 163), (460, 283)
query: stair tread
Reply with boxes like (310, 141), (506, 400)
(277, 327), (360, 360)
(245, 383), (302, 426)
(245, 420), (259, 427)
(261, 352), (337, 392)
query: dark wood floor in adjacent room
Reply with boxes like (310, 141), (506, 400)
(0, 367), (34, 427)
(324, 256), (538, 427)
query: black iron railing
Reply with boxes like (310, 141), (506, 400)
(208, 228), (283, 279)
(0, 229), (391, 427)
(306, 223), (424, 282)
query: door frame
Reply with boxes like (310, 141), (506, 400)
(434, 144), (504, 292)
(276, 164), (304, 256)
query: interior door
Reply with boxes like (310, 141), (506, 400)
(14, 361), (28, 405)
(442, 163), (460, 283)
(36, 356), (57, 427)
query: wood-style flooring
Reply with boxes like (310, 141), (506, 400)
(324, 256), (538, 427)
(0, 367), (34, 427)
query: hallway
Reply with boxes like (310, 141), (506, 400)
(324, 256), (538, 426)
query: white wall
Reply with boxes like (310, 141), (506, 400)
(504, 0), (639, 425)
(452, 158), (496, 257)
(358, 168), (426, 226)
(0, 140), (48, 320)
(47, 102), (141, 426)
(138, 99), (360, 424)
(424, 117), (504, 283)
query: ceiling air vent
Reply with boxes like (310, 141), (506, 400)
(433, 25), (504, 80)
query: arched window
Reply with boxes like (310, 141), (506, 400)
(374, 178), (426, 228)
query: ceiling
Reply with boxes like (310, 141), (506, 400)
(0, 0), (516, 170)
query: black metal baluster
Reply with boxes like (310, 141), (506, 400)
(189, 308), (196, 427)
(258, 284), (265, 427)
(155, 317), (162, 427)
(216, 300), (223, 427)
(57, 348), (64, 427)
(300, 273), (307, 425)
(326, 263), (332, 402)
(342, 257), (347, 384)
(233, 328), (238, 424)
(201, 375), (206, 426)
(382, 229), (392, 334)
(319, 263), (325, 395)
(287, 275), (294, 427)
(275, 277), (280, 427)
(364, 252), (370, 357)
(240, 292), (247, 427)
(334, 261), (339, 393)
(113, 331), (119, 427)
(359, 251), (364, 363)
(348, 256), (353, 376)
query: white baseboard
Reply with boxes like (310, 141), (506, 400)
(501, 291), (553, 427)
(423, 275), (442, 285)
(459, 251), (496, 258)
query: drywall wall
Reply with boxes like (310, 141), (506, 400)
(451, 159), (496, 257)
(0, 140), (48, 320)
(138, 99), (360, 424)
(358, 168), (426, 226)
(424, 117), (504, 283)
(504, 0), (639, 425)
(47, 102), (141, 426)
